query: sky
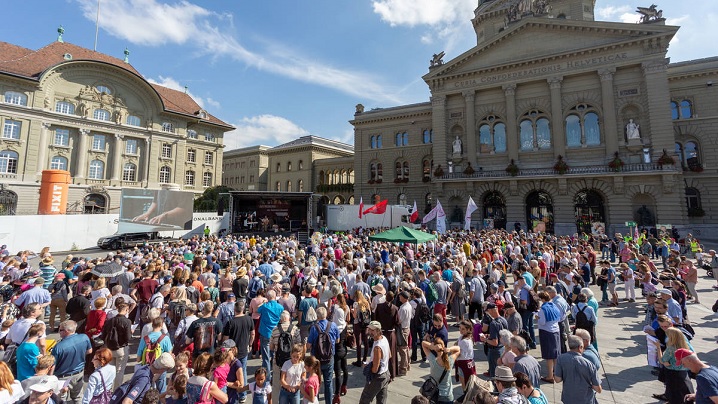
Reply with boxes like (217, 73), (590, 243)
(2, 1), (716, 151)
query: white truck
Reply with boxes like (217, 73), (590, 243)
(325, 204), (414, 232)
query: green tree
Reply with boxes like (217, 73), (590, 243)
(193, 185), (233, 212)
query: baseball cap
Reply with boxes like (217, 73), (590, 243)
(227, 293), (235, 299)
(221, 339), (237, 349)
(29, 376), (59, 393)
(674, 348), (694, 366)
(151, 352), (175, 371)
(485, 302), (497, 310)
(657, 288), (672, 295)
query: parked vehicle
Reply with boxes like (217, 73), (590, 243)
(325, 204), (415, 232)
(97, 232), (161, 250)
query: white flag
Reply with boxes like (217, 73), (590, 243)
(465, 196), (478, 230)
(422, 204), (438, 224)
(436, 200), (446, 234)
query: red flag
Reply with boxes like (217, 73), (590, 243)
(358, 197), (364, 219)
(363, 199), (388, 215)
(410, 200), (419, 223)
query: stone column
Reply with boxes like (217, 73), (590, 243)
(548, 77), (565, 158)
(503, 84), (518, 162)
(641, 60), (674, 155)
(111, 134), (123, 181)
(463, 90), (477, 166)
(431, 94), (447, 168)
(142, 138), (150, 186)
(598, 68), (618, 155)
(37, 123), (51, 175)
(75, 129), (90, 179)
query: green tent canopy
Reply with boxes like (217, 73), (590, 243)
(368, 226), (437, 244)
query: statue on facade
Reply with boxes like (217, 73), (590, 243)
(636, 4), (664, 23)
(355, 104), (364, 114)
(430, 52), (445, 68)
(535, 0), (549, 14)
(637, 204), (654, 227)
(626, 119), (641, 139)
(452, 136), (463, 155)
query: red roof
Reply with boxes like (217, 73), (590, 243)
(0, 41), (232, 129)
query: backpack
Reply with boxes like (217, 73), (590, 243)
(426, 282), (439, 303)
(169, 302), (187, 328)
(140, 295), (162, 324)
(104, 321), (122, 351)
(358, 305), (372, 327)
(574, 305), (595, 342)
(186, 287), (199, 304)
(526, 289), (540, 312)
(454, 279), (466, 299)
(248, 278), (262, 299)
(386, 277), (398, 294)
(140, 334), (166, 365)
(414, 299), (432, 324)
(275, 324), (294, 367)
(312, 323), (333, 364)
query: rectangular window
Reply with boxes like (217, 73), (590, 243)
(205, 133), (215, 142)
(55, 101), (75, 114)
(250, 160), (255, 167)
(249, 175), (254, 183)
(126, 115), (141, 127)
(240, 176), (245, 183)
(92, 134), (106, 151)
(54, 128), (70, 146)
(187, 149), (196, 163)
(161, 122), (174, 133)
(203, 172), (213, 187)
(240, 161), (246, 169)
(93, 109), (111, 121)
(161, 143), (172, 159)
(2, 120), (21, 139)
(125, 139), (138, 154)
(4, 92), (27, 106)
(204, 151), (213, 165)
(185, 171), (195, 186)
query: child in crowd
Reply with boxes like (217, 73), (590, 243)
(279, 344), (306, 403)
(301, 356), (320, 404)
(455, 320), (476, 391)
(238, 367), (272, 404)
(212, 345), (233, 393)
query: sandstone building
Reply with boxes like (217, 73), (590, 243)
(351, 0), (718, 237)
(0, 33), (233, 215)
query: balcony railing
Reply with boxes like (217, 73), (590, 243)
(439, 163), (678, 180)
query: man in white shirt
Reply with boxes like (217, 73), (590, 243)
(397, 291), (413, 376)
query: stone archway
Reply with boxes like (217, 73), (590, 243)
(632, 193), (657, 228)
(574, 189), (606, 235)
(526, 190), (554, 233)
(84, 193), (107, 214)
(482, 190), (506, 230)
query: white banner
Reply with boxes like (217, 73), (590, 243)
(465, 196), (477, 230)
(436, 200), (446, 234)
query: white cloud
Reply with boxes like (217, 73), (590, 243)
(75, 0), (402, 104)
(595, 5), (632, 21)
(205, 97), (221, 109)
(371, 0), (475, 53)
(224, 115), (310, 150)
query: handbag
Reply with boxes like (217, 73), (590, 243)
(420, 368), (448, 403)
(196, 380), (214, 404)
(89, 369), (112, 404)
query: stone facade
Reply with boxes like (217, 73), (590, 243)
(0, 40), (233, 215)
(222, 135), (354, 209)
(351, 0), (718, 237)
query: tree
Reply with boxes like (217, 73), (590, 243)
(193, 185), (233, 212)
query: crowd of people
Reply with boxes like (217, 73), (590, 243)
(0, 227), (715, 404)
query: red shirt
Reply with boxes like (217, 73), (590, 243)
(85, 309), (106, 337)
(136, 278), (159, 303)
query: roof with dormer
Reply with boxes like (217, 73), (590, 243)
(0, 40), (233, 129)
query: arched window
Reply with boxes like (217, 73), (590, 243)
(159, 166), (171, 183)
(369, 162), (383, 182)
(50, 156), (68, 170)
(519, 109), (551, 150)
(370, 136), (376, 149)
(93, 109), (111, 121)
(299, 160), (304, 170)
(423, 129), (433, 144)
(483, 191), (506, 230)
(319, 170), (325, 184)
(123, 163), (137, 181)
(84, 193), (107, 214)
(685, 187), (702, 214)
(161, 122), (174, 133)
(126, 115), (141, 126)
(333, 170), (340, 184)
(376, 135), (382, 148)
(276, 162), (281, 172)
(526, 190), (554, 233)
(395, 161), (409, 180)
(680, 100), (692, 118)
(348, 170), (354, 183)
(298, 179), (304, 192)
(4, 91), (27, 106)
(685, 141), (700, 170)
(396, 132), (402, 147)
(287, 181), (292, 192)
(276, 181), (281, 191)
(670, 101), (679, 120)
(565, 104), (600, 147)
(574, 189), (606, 234)
(478, 115), (506, 153)
(333, 195), (344, 205)
(287, 162), (292, 172)
(397, 193), (407, 205)
(187, 129), (198, 139)
(423, 159), (432, 181)
(348, 196), (354, 205)
(95, 85), (112, 95)
(88, 160), (104, 179)
(55, 101), (75, 114)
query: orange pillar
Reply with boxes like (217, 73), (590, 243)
(38, 170), (71, 214)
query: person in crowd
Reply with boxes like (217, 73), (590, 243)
(52, 320), (92, 404)
(16, 322), (45, 381)
(675, 348), (718, 403)
(536, 291), (560, 384)
(0, 360), (24, 402)
(515, 276), (536, 349)
(396, 290), (412, 377)
(652, 327), (695, 404)
(19, 355), (60, 399)
(277, 344), (305, 404)
(306, 306), (339, 404)
(186, 354), (228, 404)
(173, 303), (198, 358)
(115, 352), (177, 403)
(496, 329), (516, 369)
(352, 290), (371, 366)
(358, 321), (391, 404)
(17, 376), (62, 404)
(331, 292), (350, 401)
(302, 356), (321, 404)
(85, 296), (107, 340)
(82, 347), (115, 404)
(14, 277), (51, 321)
(554, 335), (602, 404)
(185, 301), (222, 359)
(48, 272), (70, 332)
(492, 366), (526, 403)
(514, 371), (549, 404)
(571, 293), (598, 349)
(421, 336), (459, 404)
(574, 328), (600, 373)
(454, 320), (476, 392)
(257, 289), (284, 382)
(269, 310), (302, 397)
(478, 302), (508, 377)
(510, 334), (541, 389)
(249, 288), (268, 358)
(430, 272), (449, 327)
